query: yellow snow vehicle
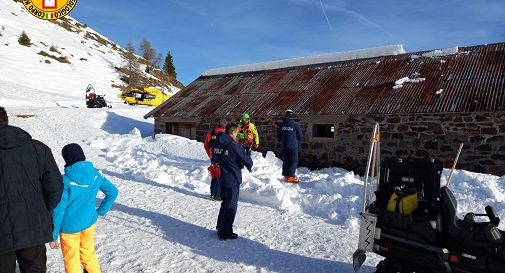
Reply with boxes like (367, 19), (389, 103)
(118, 87), (171, 106)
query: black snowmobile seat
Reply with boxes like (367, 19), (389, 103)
(440, 186), (503, 248)
(377, 210), (440, 243)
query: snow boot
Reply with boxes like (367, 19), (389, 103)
(219, 233), (238, 240)
(286, 176), (300, 183)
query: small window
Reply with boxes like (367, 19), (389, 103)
(313, 124), (334, 138)
(165, 123), (173, 134)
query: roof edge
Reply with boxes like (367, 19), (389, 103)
(143, 107), (158, 119)
(202, 44), (406, 76)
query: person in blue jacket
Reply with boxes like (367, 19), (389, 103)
(50, 143), (118, 273)
(212, 123), (253, 240)
(277, 109), (303, 183)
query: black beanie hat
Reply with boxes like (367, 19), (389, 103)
(62, 143), (86, 167)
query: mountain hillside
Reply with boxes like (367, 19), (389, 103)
(0, 0), (181, 107)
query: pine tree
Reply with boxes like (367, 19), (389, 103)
(18, 31), (31, 47)
(125, 40), (140, 88)
(163, 51), (177, 79)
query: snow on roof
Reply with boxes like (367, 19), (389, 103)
(421, 46), (459, 58)
(202, 44), (406, 76)
(393, 76), (426, 89)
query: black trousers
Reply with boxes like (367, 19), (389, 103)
(282, 149), (298, 177)
(217, 185), (240, 236)
(0, 245), (46, 273)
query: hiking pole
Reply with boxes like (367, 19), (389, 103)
(361, 123), (379, 212)
(375, 127), (381, 192)
(354, 123), (380, 272)
(368, 125), (381, 201)
(368, 144), (377, 207)
(446, 143), (464, 188)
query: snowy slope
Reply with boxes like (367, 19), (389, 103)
(0, 0), (178, 108)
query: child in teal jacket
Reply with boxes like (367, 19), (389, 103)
(51, 143), (118, 273)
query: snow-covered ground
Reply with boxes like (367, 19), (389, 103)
(3, 97), (505, 273)
(1, 0), (504, 272)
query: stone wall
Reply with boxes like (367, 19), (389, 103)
(155, 112), (505, 175)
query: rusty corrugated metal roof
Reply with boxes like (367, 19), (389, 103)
(147, 43), (505, 119)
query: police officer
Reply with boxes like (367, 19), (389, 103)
(277, 109), (303, 183)
(212, 123), (253, 240)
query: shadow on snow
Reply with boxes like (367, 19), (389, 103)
(100, 111), (153, 137)
(101, 169), (210, 201)
(110, 202), (374, 273)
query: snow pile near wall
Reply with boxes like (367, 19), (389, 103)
(443, 170), (505, 229)
(87, 132), (365, 224)
(203, 45), (406, 76)
(87, 128), (505, 229)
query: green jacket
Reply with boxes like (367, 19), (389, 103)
(237, 122), (259, 147)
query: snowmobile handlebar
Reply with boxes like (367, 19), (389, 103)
(465, 205), (500, 226)
(486, 205), (501, 226)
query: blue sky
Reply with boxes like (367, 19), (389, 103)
(70, 0), (505, 85)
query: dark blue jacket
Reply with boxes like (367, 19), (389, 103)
(212, 134), (253, 187)
(277, 117), (303, 150)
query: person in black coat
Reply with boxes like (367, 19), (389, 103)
(0, 107), (63, 273)
(277, 109), (303, 183)
(212, 123), (253, 240)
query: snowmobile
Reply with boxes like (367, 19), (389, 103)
(85, 84), (111, 108)
(353, 124), (505, 273)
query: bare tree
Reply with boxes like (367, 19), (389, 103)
(139, 38), (158, 73)
(125, 40), (140, 88)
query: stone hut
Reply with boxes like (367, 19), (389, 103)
(145, 43), (505, 175)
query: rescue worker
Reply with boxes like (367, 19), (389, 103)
(277, 109), (303, 183)
(203, 118), (227, 200)
(212, 123), (253, 240)
(236, 112), (259, 151)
